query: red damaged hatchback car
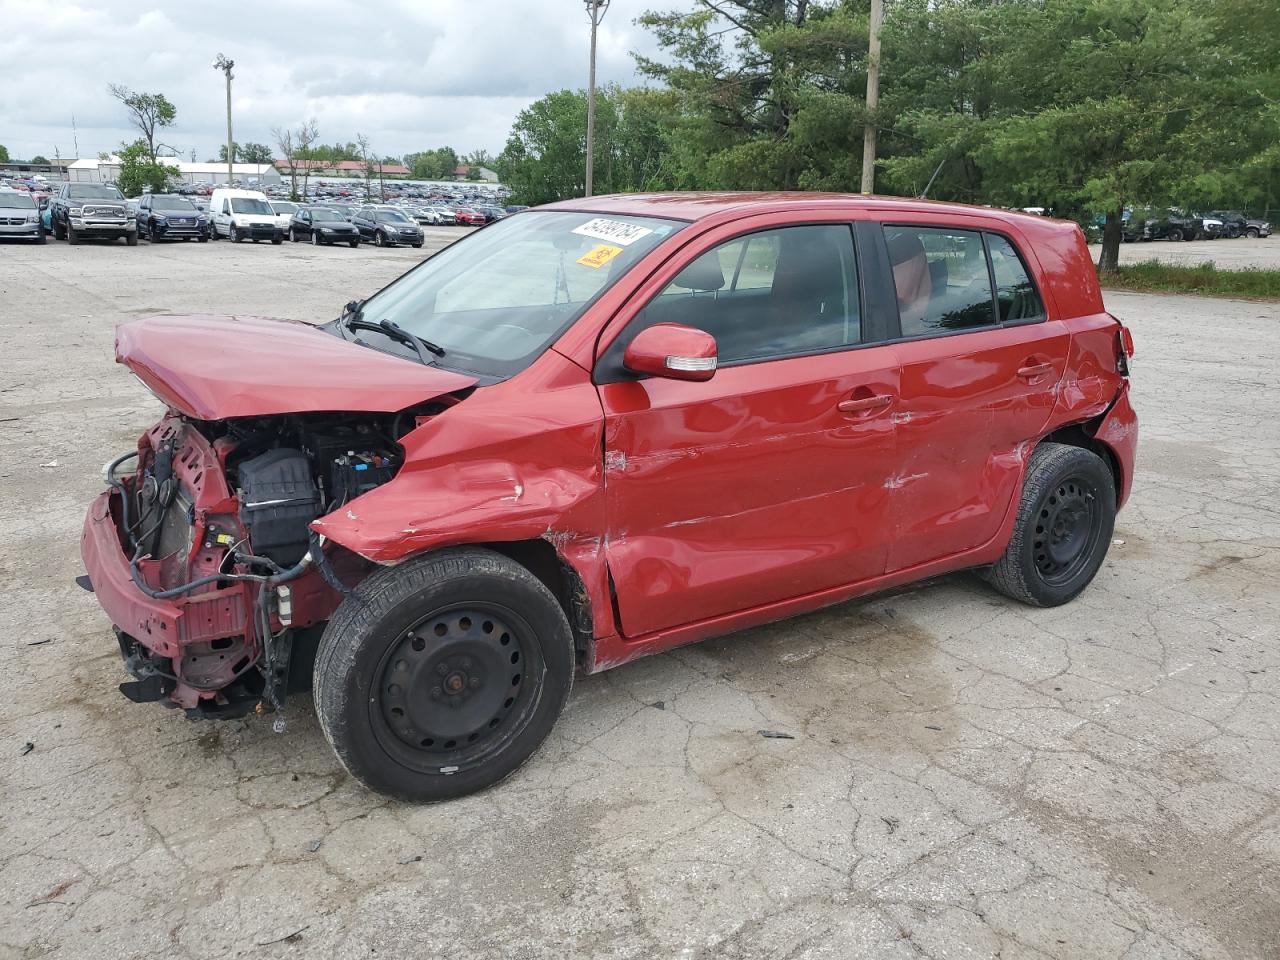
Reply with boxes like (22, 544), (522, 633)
(81, 193), (1137, 800)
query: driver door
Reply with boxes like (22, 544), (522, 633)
(595, 219), (902, 638)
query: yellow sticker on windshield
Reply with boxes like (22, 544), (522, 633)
(577, 243), (624, 269)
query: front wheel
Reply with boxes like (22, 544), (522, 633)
(1246, 228), (1260, 239)
(1168, 228), (1183, 242)
(312, 230), (321, 246)
(126, 232), (138, 247)
(349, 238), (359, 248)
(983, 443), (1116, 607)
(314, 548), (574, 802)
(230, 224), (241, 242)
(374, 230), (387, 247)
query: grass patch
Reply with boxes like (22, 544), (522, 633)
(1099, 260), (1280, 299)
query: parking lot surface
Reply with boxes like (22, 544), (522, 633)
(1088, 234), (1279, 270)
(2, 237), (1278, 959)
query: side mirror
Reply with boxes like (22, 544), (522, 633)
(623, 323), (718, 382)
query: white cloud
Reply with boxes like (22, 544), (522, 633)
(0, 0), (662, 161)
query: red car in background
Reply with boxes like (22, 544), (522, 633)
(453, 206), (486, 226)
(81, 193), (1136, 802)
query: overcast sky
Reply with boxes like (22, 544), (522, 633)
(0, 0), (664, 163)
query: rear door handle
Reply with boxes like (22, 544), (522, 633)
(1017, 362), (1054, 379)
(837, 394), (893, 414)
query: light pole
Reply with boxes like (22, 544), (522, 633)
(583, 0), (610, 197)
(213, 54), (235, 186)
(860, 0), (883, 194)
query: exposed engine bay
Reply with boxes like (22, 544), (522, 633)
(106, 406), (442, 719)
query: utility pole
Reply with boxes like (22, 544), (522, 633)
(584, 0), (610, 197)
(213, 54), (235, 185)
(860, 0), (883, 194)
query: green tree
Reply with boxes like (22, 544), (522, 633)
(115, 140), (174, 197)
(0, 144), (9, 163)
(404, 147), (460, 180)
(108, 84), (177, 164)
(31, 154), (50, 164)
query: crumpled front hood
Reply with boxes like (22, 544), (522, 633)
(117, 314), (477, 420)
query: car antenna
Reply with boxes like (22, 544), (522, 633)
(918, 154), (948, 200)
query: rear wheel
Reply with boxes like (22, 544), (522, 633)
(983, 443), (1116, 607)
(314, 548), (574, 802)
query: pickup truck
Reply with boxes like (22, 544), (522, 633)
(49, 182), (138, 245)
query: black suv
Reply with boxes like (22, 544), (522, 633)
(49, 183), (138, 245)
(136, 194), (209, 242)
(1143, 211), (1201, 242)
(352, 206), (424, 248)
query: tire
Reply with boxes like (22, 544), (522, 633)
(230, 224), (241, 242)
(312, 230), (321, 246)
(349, 239), (359, 248)
(149, 223), (161, 242)
(313, 547), (574, 802)
(983, 443), (1116, 607)
(198, 235), (208, 243)
(126, 232), (138, 247)
(272, 232), (283, 245)
(53, 217), (66, 240)
(290, 228), (298, 242)
(374, 230), (387, 247)
(1246, 228), (1260, 239)
(412, 241), (423, 248)
(1168, 228), (1183, 242)
(67, 223), (79, 245)
(35, 228), (46, 244)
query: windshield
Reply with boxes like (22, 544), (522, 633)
(353, 210), (682, 378)
(377, 209), (410, 223)
(154, 196), (195, 211)
(0, 193), (35, 209)
(312, 208), (344, 222)
(69, 184), (124, 200)
(270, 202), (299, 214)
(230, 197), (273, 215)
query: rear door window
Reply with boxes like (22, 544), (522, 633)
(985, 233), (1044, 322)
(884, 226), (994, 336)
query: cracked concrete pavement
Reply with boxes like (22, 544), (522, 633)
(1, 234), (1278, 959)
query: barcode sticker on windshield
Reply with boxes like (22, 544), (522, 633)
(572, 218), (653, 246)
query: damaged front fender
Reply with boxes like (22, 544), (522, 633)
(312, 349), (617, 638)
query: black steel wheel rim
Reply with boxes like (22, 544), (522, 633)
(1032, 474), (1102, 586)
(370, 603), (544, 774)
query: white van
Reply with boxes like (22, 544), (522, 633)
(209, 188), (283, 243)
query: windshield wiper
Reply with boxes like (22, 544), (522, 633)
(341, 315), (446, 364)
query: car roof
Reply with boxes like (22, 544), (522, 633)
(539, 191), (1060, 229)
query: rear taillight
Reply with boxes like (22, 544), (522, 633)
(1116, 323), (1134, 376)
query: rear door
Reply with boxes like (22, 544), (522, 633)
(878, 220), (1070, 571)
(595, 215), (902, 638)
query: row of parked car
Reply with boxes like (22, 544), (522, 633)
(1121, 209), (1271, 242)
(0, 181), (521, 248)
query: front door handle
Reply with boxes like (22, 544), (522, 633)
(1017, 362), (1054, 379)
(837, 394), (893, 414)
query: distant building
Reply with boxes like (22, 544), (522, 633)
(67, 156), (282, 185)
(0, 160), (73, 180)
(453, 164), (499, 182)
(274, 159), (411, 177)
